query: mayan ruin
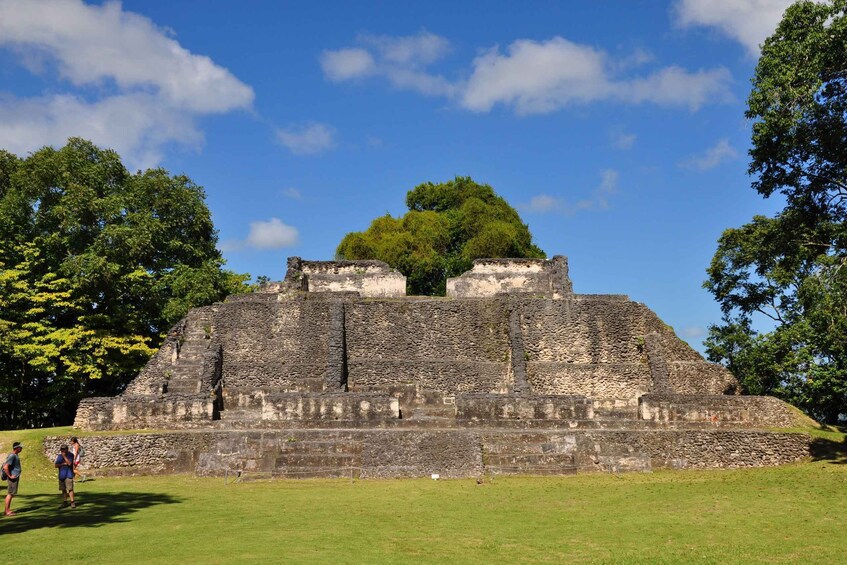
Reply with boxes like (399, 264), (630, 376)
(67, 256), (811, 479)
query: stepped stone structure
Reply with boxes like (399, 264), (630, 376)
(65, 256), (813, 478)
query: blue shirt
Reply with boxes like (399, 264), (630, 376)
(56, 453), (74, 480)
(4, 452), (20, 478)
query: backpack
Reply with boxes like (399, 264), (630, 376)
(1, 467), (7, 481)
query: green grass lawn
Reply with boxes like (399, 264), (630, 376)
(1, 429), (845, 564)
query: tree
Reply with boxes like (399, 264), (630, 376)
(0, 138), (250, 428)
(705, 0), (847, 423)
(337, 177), (545, 295)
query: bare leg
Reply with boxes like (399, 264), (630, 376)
(4, 493), (12, 515)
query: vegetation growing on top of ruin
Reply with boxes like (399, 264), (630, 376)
(336, 176), (545, 295)
(705, 0), (847, 424)
(0, 138), (252, 428)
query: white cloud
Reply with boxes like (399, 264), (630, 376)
(679, 138), (739, 170)
(526, 194), (560, 213)
(674, 0), (794, 56)
(625, 66), (733, 110)
(0, 0), (253, 167)
(360, 32), (451, 65)
(280, 188), (302, 200)
(463, 39), (732, 114)
(276, 123), (336, 155)
(0, 92), (201, 169)
(246, 218), (299, 249)
(611, 129), (637, 150)
(323, 33), (732, 114)
(463, 38), (612, 113)
(320, 31), (458, 98)
(522, 169), (619, 216)
(320, 48), (376, 81)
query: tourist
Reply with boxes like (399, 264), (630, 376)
(3, 441), (22, 517)
(55, 445), (76, 509)
(70, 436), (84, 481)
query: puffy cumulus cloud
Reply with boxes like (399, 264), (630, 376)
(323, 33), (732, 115)
(246, 218), (300, 249)
(463, 38), (612, 113)
(463, 38), (732, 114)
(674, 0), (795, 56)
(0, 0), (253, 167)
(0, 92), (201, 169)
(679, 139), (739, 170)
(320, 31), (458, 98)
(218, 218), (299, 252)
(522, 169), (620, 216)
(276, 123), (336, 155)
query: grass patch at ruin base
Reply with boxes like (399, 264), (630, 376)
(1, 459), (845, 564)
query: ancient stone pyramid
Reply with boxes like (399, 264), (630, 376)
(67, 256), (811, 478)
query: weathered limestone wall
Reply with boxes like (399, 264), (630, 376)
(223, 390), (399, 422)
(639, 394), (798, 428)
(46, 428), (811, 478)
(345, 299), (512, 395)
(456, 393), (594, 420)
(44, 433), (219, 475)
(521, 297), (651, 398)
(518, 297), (736, 398)
(73, 395), (215, 431)
(300, 259), (406, 297)
(214, 294), (332, 390)
(122, 319), (185, 396)
(111, 289), (739, 408)
(571, 430), (811, 471)
(446, 256), (573, 298)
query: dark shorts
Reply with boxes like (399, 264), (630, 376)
(59, 478), (74, 493)
(6, 478), (19, 495)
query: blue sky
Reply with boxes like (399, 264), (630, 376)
(0, 0), (798, 352)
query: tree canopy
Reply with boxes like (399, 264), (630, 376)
(704, 0), (847, 423)
(0, 138), (250, 428)
(336, 177), (545, 295)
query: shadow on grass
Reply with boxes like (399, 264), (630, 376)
(1, 490), (182, 535)
(810, 432), (847, 464)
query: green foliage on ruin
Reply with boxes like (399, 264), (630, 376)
(705, 1), (847, 423)
(0, 138), (251, 428)
(336, 176), (545, 295)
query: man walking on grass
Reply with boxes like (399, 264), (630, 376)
(55, 445), (76, 509)
(3, 441), (22, 516)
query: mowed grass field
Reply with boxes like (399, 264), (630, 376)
(1, 428), (845, 564)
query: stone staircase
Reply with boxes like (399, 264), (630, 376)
(482, 432), (578, 476)
(165, 312), (213, 395)
(272, 436), (362, 478)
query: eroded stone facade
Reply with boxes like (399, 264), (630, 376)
(69, 255), (812, 478)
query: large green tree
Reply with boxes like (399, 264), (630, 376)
(337, 177), (545, 295)
(0, 138), (250, 428)
(705, 0), (847, 423)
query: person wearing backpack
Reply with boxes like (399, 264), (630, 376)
(3, 441), (23, 517)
